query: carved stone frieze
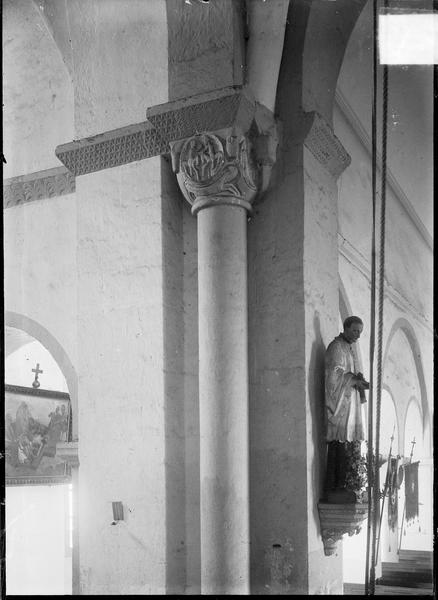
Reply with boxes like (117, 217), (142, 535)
(3, 166), (75, 209)
(54, 87), (278, 191)
(146, 87), (255, 145)
(304, 112), (351, 180)
(55, 122), (167, 177)
(318, 502), (368, 556)
(171, 131), (259, 214)
(54, 89), (255, 177)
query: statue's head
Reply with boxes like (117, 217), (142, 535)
(343, 316), (363, 343)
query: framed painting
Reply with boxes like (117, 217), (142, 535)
(5, 384), (72, 485)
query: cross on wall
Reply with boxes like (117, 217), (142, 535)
(32, 363), (43, 388)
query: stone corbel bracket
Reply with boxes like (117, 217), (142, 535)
(54, 87), (278, 198)
(318, 502), (368, 556)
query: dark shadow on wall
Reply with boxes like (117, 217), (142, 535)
(307, 311), (328, 515)
(248, 1), (312, 594)
(160, 156), (187, 594)
(160, 154), (201, 594)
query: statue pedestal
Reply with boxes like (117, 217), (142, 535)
(318, 502), (368, 556)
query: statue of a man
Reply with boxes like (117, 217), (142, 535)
(324, 316), (369, 502)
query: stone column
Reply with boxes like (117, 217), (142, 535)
(170, 131), (258, 594)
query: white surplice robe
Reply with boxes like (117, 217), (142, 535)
(325, 334), (365, 442)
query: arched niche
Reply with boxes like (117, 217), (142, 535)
(383, 318), (430, 458)
(5, 311), (78, 440)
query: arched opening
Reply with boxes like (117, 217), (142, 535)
(5, 324), (76, 595)
(5, 312), (78, 439)
(381, 324), (432, 554)
(384, 318), (430, 456)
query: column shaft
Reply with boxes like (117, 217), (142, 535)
(197, 204), (250, 594)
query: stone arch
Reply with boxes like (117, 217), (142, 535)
(279, 0), (367, 127)
(5, 311), (78, 439)
(383, 317), (430, 456)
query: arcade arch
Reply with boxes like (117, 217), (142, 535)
(383, 319), (430, 458)
(5, 311), (78, 439)
(4, 317), (76, 596)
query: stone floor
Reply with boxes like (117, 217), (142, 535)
(344, 549), (434, 596)
(344, 582), (433, 595)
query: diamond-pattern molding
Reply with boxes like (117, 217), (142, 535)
(55, 123), (167, 177)
(146, 89), (255, 144)
(304, 112), (351, 179)
(55, 88), (256, 177)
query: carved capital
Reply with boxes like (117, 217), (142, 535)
(54, 87), (278, 203)
(170, 130), (262, 215)
(318, 502), (368, 556)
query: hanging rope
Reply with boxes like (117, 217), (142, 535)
(365, 0), (389, 594)
(364, 0), (378, 593)
(371, 48), (388, 575)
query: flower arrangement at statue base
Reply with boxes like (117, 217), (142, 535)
(318, 444), (388, 552)
(344, 441), (368, 503)
(342, 441), (387, 503)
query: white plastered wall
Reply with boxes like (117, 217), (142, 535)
(3, 0), (174, 594)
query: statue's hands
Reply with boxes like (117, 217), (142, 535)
(357, 380), (370, 390)
(354, 373), (370, 390)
